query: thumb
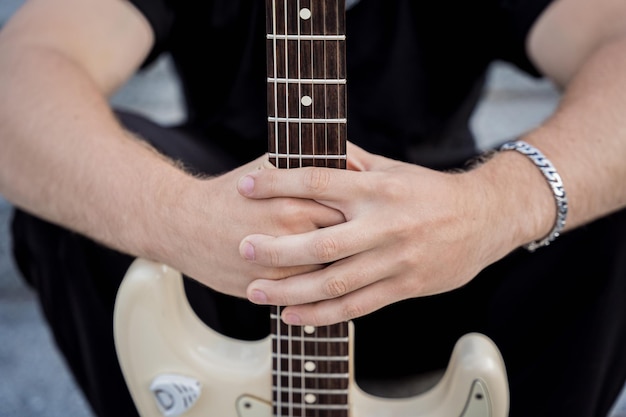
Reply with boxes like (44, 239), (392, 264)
(346, 142), (371, 171)
(347, 142), (398, 171)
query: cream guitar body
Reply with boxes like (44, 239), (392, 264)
(114, 259), (509, 417)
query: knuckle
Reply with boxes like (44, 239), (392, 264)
(275, 199), (320, 233)
(380, 174), (408, 200)
(314, 236), (338, 263)
(395, 250), (414, 271)
(265, 247), (282, 267)
(323, 276), (348, 298)
(277, 200), (303, 227)
(303, 167), (331, 193)
(342, 302), (366, 321)
(266, 170), (280, 194)
(394, 276), (415, 297)
(308, 310), (326, 327)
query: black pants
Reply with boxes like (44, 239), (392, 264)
(11, 112), (626, 417)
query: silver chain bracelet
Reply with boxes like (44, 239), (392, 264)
(499, 140), (568, 252)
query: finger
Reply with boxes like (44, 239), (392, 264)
(280, 278), (399, 326)
(346, 142), (368, 171)
(277, 198), (346, 229)
(246, 250), (390, 306)
(346, 141), (404, 172)
(238, 165), (369, 204)
(253, 262), (324, 281)
(239, 220), (374, 267)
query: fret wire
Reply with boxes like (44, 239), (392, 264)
(278, 404), (350, 411)
(268, 77), (346, 84)
(274, 387), (349, 395)
(267, 153), (346, 160)
(268, 116), (346, 123)
(273, 371), (350, 379)
(273, 335), (350, 343)
(267, 34), (346, 40)
(272, 353), (350, 361)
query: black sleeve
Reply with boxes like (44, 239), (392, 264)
(494, 0), (554, 76)
(127, 0), (175, 67)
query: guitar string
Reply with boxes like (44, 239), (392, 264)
(271, 2), (349, 415)
(284, 0), (290, 172)
(323, 0), (328, 169)
(336, 0), (343, 163)
(289, 3), (304, 415)
(289, 1), (299, 413)
(337, 4), (344, 410)
(297, 0), (303, 169)
(322, 2), (328, 414)
(311, 0), (317, 174)
(271, 3), (282, 415)
(275, 2), (349, 414)
(296, 1), (308, 415)
(325, 2), (331, 407)
(337, 0), (342, 163)
(272, 0), (279, 169)
(281, 3), (291, 414)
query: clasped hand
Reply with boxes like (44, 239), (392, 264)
(236, 143), (507, 327)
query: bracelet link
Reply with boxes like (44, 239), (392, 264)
(499, 140), (568, 252)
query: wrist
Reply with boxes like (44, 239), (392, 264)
(131, 167), (203, 267)
(499, 140), (568, 251)
(465, 146), (558, 255)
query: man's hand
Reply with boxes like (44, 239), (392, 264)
(236, 144), (527, 326)
(161, 155), (346, 298)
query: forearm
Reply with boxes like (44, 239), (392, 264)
(0, 44), (196, 261)
(526, 38), (626, 229)
(472, 36), (626, 251)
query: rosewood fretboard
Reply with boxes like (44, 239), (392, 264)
(265, 1), (349, 416)
(266, 0), (347, 169)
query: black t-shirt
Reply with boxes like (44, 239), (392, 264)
(128, 0), (553, 168)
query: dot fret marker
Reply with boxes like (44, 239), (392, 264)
(300, 8), (312, 20)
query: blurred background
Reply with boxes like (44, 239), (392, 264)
(0, 1), (624, 416)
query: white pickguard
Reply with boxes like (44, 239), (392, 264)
(114, 258), (509, 417)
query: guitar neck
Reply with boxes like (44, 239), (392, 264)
(265, 1), (350, 416)
(266, 0), (347, 169)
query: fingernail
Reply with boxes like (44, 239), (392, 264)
(238, 175), (255, 195)
(249, 289), (267, 304)
(240, 241), (255, 260)
(282, 313), (302, 326)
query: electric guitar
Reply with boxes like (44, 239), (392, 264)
(113, 1), (510, 416)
